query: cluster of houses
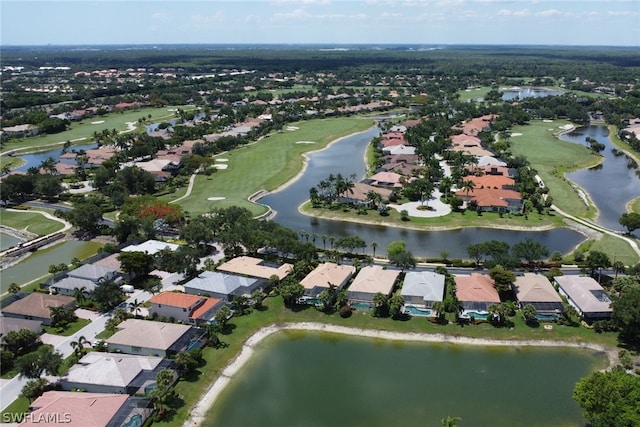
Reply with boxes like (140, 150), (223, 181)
(333, 114), (525, 214)
(288, 261), (613, 323)
(0, 235), (615, 426)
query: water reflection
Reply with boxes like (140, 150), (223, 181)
(563, 125), (640, 230)
(262, 126), (584, 258)
(15, 143), (98, 172)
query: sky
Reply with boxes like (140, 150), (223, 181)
(1, 0), (639, 46)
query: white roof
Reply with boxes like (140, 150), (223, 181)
(554, 276), (612, 314)
(401, 271), (445, 302)
(106, 319), (192, 351)
(62, 353), (163, 388)
(121, 240), (179, 255)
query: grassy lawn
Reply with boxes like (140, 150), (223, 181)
(41, 318), (90, 337)
(581, 234), (640, 266)
(509, 120), (602, 218)
(0, 105), (192, 155)
(155, 295), (618, 427)
(0, 209), (65, 236)
(457, 86), (492, 102)
(300, 200), (564, 232)
(165, 117), (375, 217)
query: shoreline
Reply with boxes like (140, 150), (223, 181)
(183, 322), (618, 427)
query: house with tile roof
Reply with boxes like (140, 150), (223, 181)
(2, 293), (76, 326)
(554, 276), (613, 320)
(300, 262), (355, 303)
(400, 271), (446, 317)
(19, 391), (152, 427)
(347, 266), (400, 310)
(50, 263), (119, 296)
(184, 271), (265, 301)
(216, 256), (292, 280)
(512, 273), (564, 320)
(455, 273), (501, 320)
(105, 319), (201, 357)
(0, 317), (42, 337)
(58, 353), (175, 395)
(365, 171), (405, 189)
(455, 187), (523, 214)
(149, 292), (224, 325)
(337, 182), (392, 206)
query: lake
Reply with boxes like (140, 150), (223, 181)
(261, 126), (585, 258)
(563, 125), (640, 231)
(205, 330), (605, 427)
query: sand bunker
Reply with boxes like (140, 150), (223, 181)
(215, 158), (229, 162)
(91, 120), (105, 124)
(286, 126), (299, 131)
(207, 197), (226, 201)
(559, 124), (574, 130)
(511, 133), (522, 137)
(543, 119), (554, 123)
(295, 141), (315, 144)
(212, 164), (228, 170)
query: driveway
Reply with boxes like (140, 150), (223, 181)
(390, 190), (452, 218)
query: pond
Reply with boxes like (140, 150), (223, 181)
(563, 125), (640, 231)
(501, 87), (564, 101)
(0, 232), (24, 251)
(205, 330), (605, 427)
(260, 126), (585, 258)
(14, 142), (98, 172)
(0, 239), (103, 292)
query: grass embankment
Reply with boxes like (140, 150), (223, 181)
(0, 209), (65, 236)
(155, 295), (617, 427)
(0, 105), (190, 157)
(300, 200), (563, 231)
(509, 120), (602, 219)
(165, 117), (375, 217)
(576, 234), (639, 266)
(608, 124), (640, 215)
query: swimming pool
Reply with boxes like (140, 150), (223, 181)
(351, 302), (373, 311)
(403, 305), (434, 317)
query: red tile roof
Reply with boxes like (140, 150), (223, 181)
(150, 292), (203, 309)
(455, 273), (500, 303)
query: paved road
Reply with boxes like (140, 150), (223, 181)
(0, 287), (155, 412)
(23, 201), (114, 228)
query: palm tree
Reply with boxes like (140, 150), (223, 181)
(431, 300), (446, 322)
(370, 242), (378, 258)
(70, 335), (89, 357)
(73, 287), (87, 305)
(39, 157), (57, 175)
(8, 283), (21, 294)
(460, 179), (475, 200)
(129, 299), (142, 318)
(321, 235), (328, 251)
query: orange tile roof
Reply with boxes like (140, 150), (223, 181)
(455, 273), (500, 303)
(464, 175), (515, 189)
(150, 292), (203, 308)
(21, 391), (128, 427)
(190, 297), (223, 320)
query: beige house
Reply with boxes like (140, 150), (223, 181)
(554, 276), (613, 320)
(216, 256), (292, 280)
(105, 319), (201, 357)
(347, 266), (400, 310)
(455, 273), (500, 320)
(2, 293), (76, 326)
(512, 273), (564, 320)
(300, 262), (356, 302)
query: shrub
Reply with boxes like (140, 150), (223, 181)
(339, 305), (353, 318)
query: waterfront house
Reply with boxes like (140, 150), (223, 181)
(455, 186), (523, 214)
(19, 391), (152, 427)
(400, 271), (446, 317)
(216, 256), (292, 281)
(184, 271), (264, 301)
(554, 276), (613, 320)
(347, 266), (400, 310)
(58, 353), (176, 395)
(2, 293), (76, 326)
(105, 319), (202, 357)
(148, 292), (224, 325)
(455, 273), (500, 320)
(512, 273), (564, 320)
(50, 264), (119, 296)
(299, 262), (355, 303)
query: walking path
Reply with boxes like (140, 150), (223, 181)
(551, 204), (640, 258)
